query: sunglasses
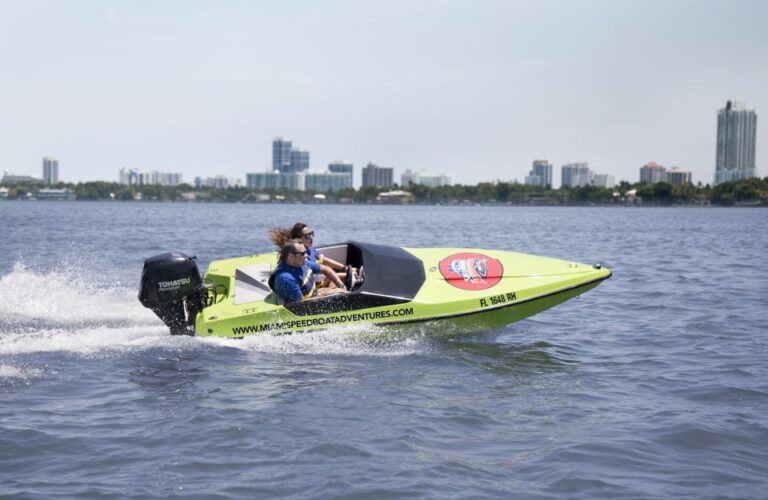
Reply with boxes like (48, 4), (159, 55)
(289, 250), (306, 256)
(301, 231), (315, 239)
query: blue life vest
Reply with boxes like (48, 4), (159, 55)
(305, 246), (323, 264)
(269, 260), (321, 303)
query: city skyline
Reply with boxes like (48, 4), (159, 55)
(1, 1), (766, 186)
(0, 146), (746, 190)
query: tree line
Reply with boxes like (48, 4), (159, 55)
(2, 177), (767, 206)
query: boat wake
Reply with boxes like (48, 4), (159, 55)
(0, 263), (434, 383)
(0, 262), (159, 331)
(202, 324), (430, 357)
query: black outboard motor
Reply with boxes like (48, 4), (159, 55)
(139, 253), (205, 335)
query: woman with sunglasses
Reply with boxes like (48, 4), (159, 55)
(270, 222), (347, 289)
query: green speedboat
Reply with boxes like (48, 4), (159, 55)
(139, 242), (611, 338)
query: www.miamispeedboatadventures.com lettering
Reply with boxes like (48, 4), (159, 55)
(231, 307), (415, 335)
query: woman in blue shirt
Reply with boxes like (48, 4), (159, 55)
(270, 222), (347, 288)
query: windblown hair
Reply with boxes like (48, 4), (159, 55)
(269, 222), (309, 247)
(278, 239), (304, 262)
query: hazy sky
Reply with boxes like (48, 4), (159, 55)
(1, 0), (766, 186)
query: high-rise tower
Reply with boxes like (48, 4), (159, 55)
(288, 149), (309, 173)
(329, 161), (354, 187)
(272, 138), (292, 172)
(361, 162), (394, 188)
(525, 160), (552, 188)
(639, 162), (667, 184)
(561, 163), (591, 188)
(714, 100), (757, 185)
(42, 157), (59, 185)
(273, 138), (310, 173)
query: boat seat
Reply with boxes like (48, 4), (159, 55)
(233, 263), (273, 305)
(318, 244), (348, 265)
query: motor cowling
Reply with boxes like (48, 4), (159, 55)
(139, 252), (204, 335)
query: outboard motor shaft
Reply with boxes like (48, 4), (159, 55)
(139, 252), (205, 335)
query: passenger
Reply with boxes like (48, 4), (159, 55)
(269, 222), (348, 287)
(269, 240), (345, 304)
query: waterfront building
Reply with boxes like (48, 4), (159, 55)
(376, 190), (414, 203)
(666, 167), (692, 186)
(561, 163), (592, 188)
(42, 157), (59, 185)
(328, 161), (354, 185)
(524, 174), (542, 186)
(157, 172), (183, 186)
(0, 187), (8, 198)
(525, 160), (553, 188)
(361, 162), (394, 188)
(288, 149), (310, 173)
(272, 138), (292, 172)
(714, 100), (757, 185)
(401, 169), (451, 188)
(35, 188), (75, 201)
(1, 171), (44, 185)
(119, 168), (136, 186)
(247, 171), (276, 190)
(273, 137), (310, 173)
(197, 176), (242, 189)
(246, 171), (304, 191)
(592, 173), (615, 189)
(118, 168), (183, 186)
(639, 162), (667, 184)
(305, 171), (353, 192)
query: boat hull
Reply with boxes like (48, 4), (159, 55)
(194, 245), (611, 338)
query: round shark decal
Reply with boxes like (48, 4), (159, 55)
(439, 252), (504, 290)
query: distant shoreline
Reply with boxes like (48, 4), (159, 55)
(2, 198), (765, 208)
(2, 177), (766, 206)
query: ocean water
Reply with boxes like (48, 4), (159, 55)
(1, 201), (767, 499)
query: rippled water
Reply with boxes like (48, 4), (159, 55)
(1, 202), (767, 498)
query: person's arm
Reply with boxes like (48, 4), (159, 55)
(319, 254), (345, 272)
(320, 263), (346, 289)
